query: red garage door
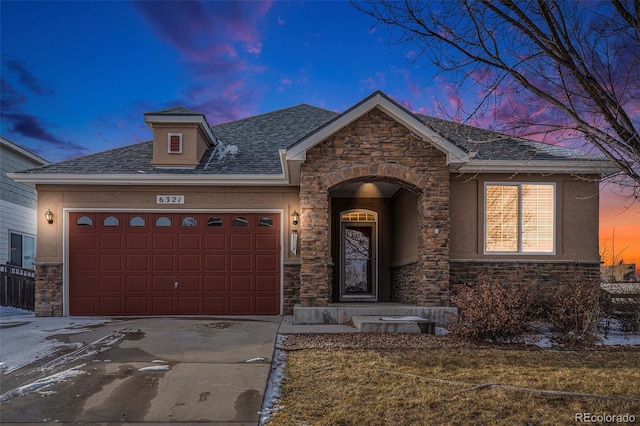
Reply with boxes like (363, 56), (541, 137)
(68, 212), (280, 316)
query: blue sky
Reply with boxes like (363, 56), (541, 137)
(2, 0), (639, 265)
(1, 1), (446, 162)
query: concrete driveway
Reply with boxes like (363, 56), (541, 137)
(0, 316), (281, 425)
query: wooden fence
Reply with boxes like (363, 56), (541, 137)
(0, 264), (35, 311)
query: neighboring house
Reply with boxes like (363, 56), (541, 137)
(9, 91), (617, 318)
(1, 136), (49, 270)
(602, 263), (638, 282)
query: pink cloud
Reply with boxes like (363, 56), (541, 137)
(133, 1), (272, 122)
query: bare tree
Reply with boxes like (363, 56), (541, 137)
(356, 0), (640, 197)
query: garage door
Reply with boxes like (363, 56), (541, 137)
(68, 212), (280, 316)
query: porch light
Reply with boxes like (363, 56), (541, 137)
(291, 210), (300, 226)
(44, 209), (54, 224)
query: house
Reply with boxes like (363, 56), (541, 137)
(8, 91), (617, 319)
(602, 263), (638, 283)
(1, 136), (49, 270)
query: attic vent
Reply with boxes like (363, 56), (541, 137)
(168, 133), (182, 153)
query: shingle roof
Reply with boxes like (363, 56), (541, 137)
(15, 97), (606, 177)
(18, 104), (339, 175)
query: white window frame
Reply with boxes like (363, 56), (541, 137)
(484, 182), (556, 255)
(167, 133), (183, 154)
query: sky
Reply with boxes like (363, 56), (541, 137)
(1, 1), (638, 271)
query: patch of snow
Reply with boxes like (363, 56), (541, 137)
(138, 365), (170, 372)
(203, 139), (239, 170)
(151, 359), (167, 364)
(0, 305), (34, 317)
(259, 335), (287, 425)
(0, 364), (86, 402)
(0, 316), (112, 374)
(380, 316), (427, 321)
(245, 357), (265, 363)
(435, 327), (450, 336)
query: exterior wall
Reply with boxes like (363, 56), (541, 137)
(283, 263), (301, 314)
(450, 260), (601, 301)
(450, 173), (600, 261)
(151, 123), (211, 167)
(390, 189), (418, 267)
(34, 184), (301, 316)
(1, 140), (46, 268)
(298, 107), (450, 307)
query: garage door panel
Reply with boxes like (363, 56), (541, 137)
(178, 297), (201, 313)
(229, 296), (252, 314)
(127, 276), (149, 292)
(153, 234), (175, 250)
(100, 233), (123, 250)
(69, 211), (280, 316)
(256, 254), (278, 272)
(230, 254), (252, 271)
(100, 276), (122, 292)
(100, 297), (123, 315)
(256, 276), (278, 292)
(153, 254), (174, 271)
(179, 233), (201, 250)
(70, 297), (96, 315)
(152, 297), (175, 314)
(126, 297), (149, 314)
(178, 254), (201, 271)
(230, 276), (252, 292)
(255, 296), (279, 314)
(127, 254), (149, 271)
(230, 234), (252, 251)
(152, 276), (175, 292)
(204, 254), (226, 271)
(204, 234), (226, 250)
(205, 276), (227, 292)
(177, 276), (201, 292)
(255, 234), (278, 251)
(71, 254), (97, 272)
(100, 254), (123, 272)
(126, 234), (149, 250)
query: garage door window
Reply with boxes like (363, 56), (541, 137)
(156, 216), (171, 227)
(129, 216), (146, 227)
(259, 217), (274, 227)
(103, 216), (119, 227)
(233, 216), (249, 227)
(77, 215), (94, 226)
(207, 216), (223, 227)
(181, 216), (198, 227)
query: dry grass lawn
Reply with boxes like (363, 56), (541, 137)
(266, 335), (640, 426)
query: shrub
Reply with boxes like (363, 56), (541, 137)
(450, 280), (537, 342)
(548, 281), (600, 344)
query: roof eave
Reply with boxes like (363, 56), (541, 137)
(454, 159), (619, 176)
(286, 91), (469, 165)
(7, 172), (293, 187)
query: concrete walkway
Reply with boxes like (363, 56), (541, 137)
(0, 316), (281, 425)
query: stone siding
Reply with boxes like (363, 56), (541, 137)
(449, 260), (601, 297)
(299, 108), (450, 306)
(35, 262), (64, 316)
(283, 263), (301, 314)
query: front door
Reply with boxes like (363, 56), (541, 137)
(340, 210), (377, 301)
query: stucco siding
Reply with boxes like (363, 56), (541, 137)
(450, 173), (600, 261)
(390, 189), (418, 267)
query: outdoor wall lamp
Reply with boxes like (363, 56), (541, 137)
(44, 209), (54, 224)
(291, 210), (300, 226)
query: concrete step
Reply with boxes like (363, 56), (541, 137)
(293, 304), (457, 327)
(351, 315), (436, 334)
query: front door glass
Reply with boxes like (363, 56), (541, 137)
(340, 213), (377, 301)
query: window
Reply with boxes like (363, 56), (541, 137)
(129, 216), (145, 227)
(9, 232), (35, 269)
(233, 216), (248, 227)
(76, 215), (93, 226)
(103, 216), (119, 226)
(207, 216), (223, 227)
(168, 133), (182, 153)
(181, 216), (197, 227)
(155, 216), (171, 227)
(485, 183), (554, 254)
(258, 217), (274, 227)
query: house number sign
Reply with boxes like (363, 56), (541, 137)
(156, 195), (184, 204)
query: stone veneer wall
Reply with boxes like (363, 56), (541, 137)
(298, 108), (450, 307)
(35, 262), (64, 317)
(283, 263), (301, 314)
(449, 261), (601, 297)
